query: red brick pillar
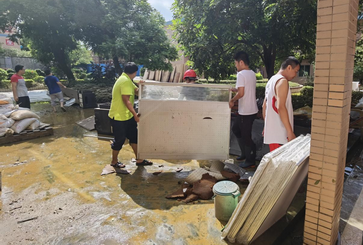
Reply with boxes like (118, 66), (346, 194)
(304, 0), (359, 244)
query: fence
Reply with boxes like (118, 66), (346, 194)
(0, 56), (46, 70)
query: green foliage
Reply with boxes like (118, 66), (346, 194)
(50, 67), (66, 79)
(0, 68), (7, 82)
(78, 73), (87, 79)
(72, 68), (82, 74)
(256, 72), (263, 81)
(76, 79), (85, 83)
(24, 79), (34, 88)
(354, 39), (363, 82)
(78, 0), (178, 71)
(7, 70), (15, 79)
(23, 69), (38, 79)
(34, 76), (45, 83)
(256, 83), (267, 99)
(0, 45), (32, 57)
(69, 44), (93, 66)
(352, 91), (363, 106)
(140, 67), (146, 77)
(172, 0), (317, 79)
(228, 74), (237, 80)
(35, 69), (45, 76)
(0, 0), (79, 80)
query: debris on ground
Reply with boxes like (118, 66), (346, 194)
(166, 160), (248, 204)
(17, 217), (38, 224)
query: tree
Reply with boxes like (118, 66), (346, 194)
(0, 0), (87, 81)
(69, 44), (93, 66)
(172, 0), (317, 79)
(77, 0), (178, 74)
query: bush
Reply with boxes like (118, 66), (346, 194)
(256, 72), (263, 80)
(25, 79), (34, 88)
(352, 91), (363, 106)
(72, 68), (83, 74)
(6, 69), (15, 74)
(35, 69), (46, 76)
(140, 67), (146, 77)
(24, 69), (38, 79)
(228, 74), (237, 80)
(76, 79), (85, 83)
(78, 73), (87, 79)
(34, 76), (45, 83)
(256, 83), (267, 99)
(0, 68), (7, 82)
(6, 69), (15, 79)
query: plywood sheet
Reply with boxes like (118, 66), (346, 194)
(138, 100), (230, 160)
(161, 71), (170, 83)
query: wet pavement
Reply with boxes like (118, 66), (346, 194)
(0, 103), (234, 245)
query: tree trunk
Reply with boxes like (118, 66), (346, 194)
(53, 48), (75, 83)
(113, 56), (123, 75)
(263, 46), (276, 79)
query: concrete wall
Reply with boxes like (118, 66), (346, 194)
(0, 56), (46, 70)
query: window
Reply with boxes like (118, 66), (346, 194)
(299, 65), (311, 77)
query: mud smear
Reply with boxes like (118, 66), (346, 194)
(0, 103), (232, 244)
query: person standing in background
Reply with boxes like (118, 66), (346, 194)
(44, 69), (67, 112)
(263, 57), (300, 152)
(11, 65), (30, 109)
(229, 51), (258, 168)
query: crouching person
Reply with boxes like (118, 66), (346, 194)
(108, 62), (153, 168)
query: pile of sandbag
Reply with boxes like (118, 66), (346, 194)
(0, 94), (45, 137)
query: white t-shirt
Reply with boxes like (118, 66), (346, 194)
(235, 70), (258, 115)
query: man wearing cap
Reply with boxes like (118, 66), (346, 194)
(179, 69), (207, 100)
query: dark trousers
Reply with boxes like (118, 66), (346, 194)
(16, 96), (30, 109)
(110, 117), (138, 151)
(232, 114), (257, 162)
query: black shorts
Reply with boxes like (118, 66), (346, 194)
(110, 117), (138, 151)
(17, 96), (31, 109)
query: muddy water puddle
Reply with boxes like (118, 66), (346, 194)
(0, 103), (228, 244)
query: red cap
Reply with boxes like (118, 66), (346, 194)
(183, 69), (197, 80)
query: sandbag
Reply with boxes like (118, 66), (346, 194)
(27, 119), (40, 130)
(0, 104), (16, 116)
(0, 128), (14, 137)
(0, 115), (15, 128)
(10, 110), (39, 121)
(11, 118), (37, 134)
(0, 95), (13, 105)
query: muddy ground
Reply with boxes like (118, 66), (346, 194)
(0, 103), (237, 245)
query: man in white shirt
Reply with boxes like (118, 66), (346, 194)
(229, 51), (258, 168)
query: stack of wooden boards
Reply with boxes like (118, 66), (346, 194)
(143, 65), (185, 83)
(222, 135), (311, 244)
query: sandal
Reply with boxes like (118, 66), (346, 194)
(110, 162), (125, 168)
(136, 160), (153, 166)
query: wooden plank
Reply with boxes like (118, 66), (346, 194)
(0, 127), (54, 145)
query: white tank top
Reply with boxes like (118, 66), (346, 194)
(264, 74), (294, 145)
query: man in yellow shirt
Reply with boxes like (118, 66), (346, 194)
(109, 62), (153, 168)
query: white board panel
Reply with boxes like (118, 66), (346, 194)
(138, 99), (231, 160)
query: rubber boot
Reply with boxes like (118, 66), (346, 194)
(236, 138), (246, 161)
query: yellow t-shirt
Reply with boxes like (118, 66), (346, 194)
(108, 73), (137, 121)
